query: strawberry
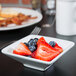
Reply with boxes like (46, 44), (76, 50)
(13, 42), (32, 56)
(54, 43), (63, 53)
(34, 41), (60, 61)
(31, 50), (37, 58)
(37, 37), (46, 45)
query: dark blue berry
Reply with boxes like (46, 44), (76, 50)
(32, 42), (36, 46)
(24, 42), (29, 46)
(29, 45), (36, 52)
(28, 39), (34, 46)
(33, 38), (38, 43)
(49, 41), (56, 47)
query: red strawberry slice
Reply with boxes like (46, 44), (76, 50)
(13, 42), (32, 56)
(31, 50), (37, 58)
(54, 43), (63, 53)
(34, 41), (60, 61)
(37, 37), (46, 45)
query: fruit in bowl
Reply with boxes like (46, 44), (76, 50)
(13, 37), (63, 62)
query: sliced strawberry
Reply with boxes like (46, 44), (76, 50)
(54, 43), (63, 53)
(13, 42), (32, 55)
(34, 41), (60, 61)
(31, 50), (37, 58)
(37, 37), (46, 45)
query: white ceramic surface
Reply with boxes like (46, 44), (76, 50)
(56, 0), (76, 35)
(0, 7), (42, 31)
(1, 35), (75, 71)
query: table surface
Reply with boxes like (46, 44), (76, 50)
(0, 14), (76, 76)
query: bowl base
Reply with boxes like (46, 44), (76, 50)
(23, 64), (46, 71)
(23, 64), (53, 71)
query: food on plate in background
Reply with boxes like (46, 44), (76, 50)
(0, 17), (5, 20)
(0, 13), (37, 27)
(0, 8), (18, 18)
(0, 7), (37, 27)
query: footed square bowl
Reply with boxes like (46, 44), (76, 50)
(1, 35), (75, 71)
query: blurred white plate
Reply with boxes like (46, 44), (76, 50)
(1, 35), (75, 71)
(0, 7), (42, 31)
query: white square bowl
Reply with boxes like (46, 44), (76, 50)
(1, 35), (75, 71)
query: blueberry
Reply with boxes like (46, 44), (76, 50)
(49, 41), (56, 47)
(32, 42), (36, 46)
(28, 39), (34, 46)
(29, 45), (36, 52)
(33, 38), (38, 43)
(24, 42), (29, 46)
(30, 38), (38, 46)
